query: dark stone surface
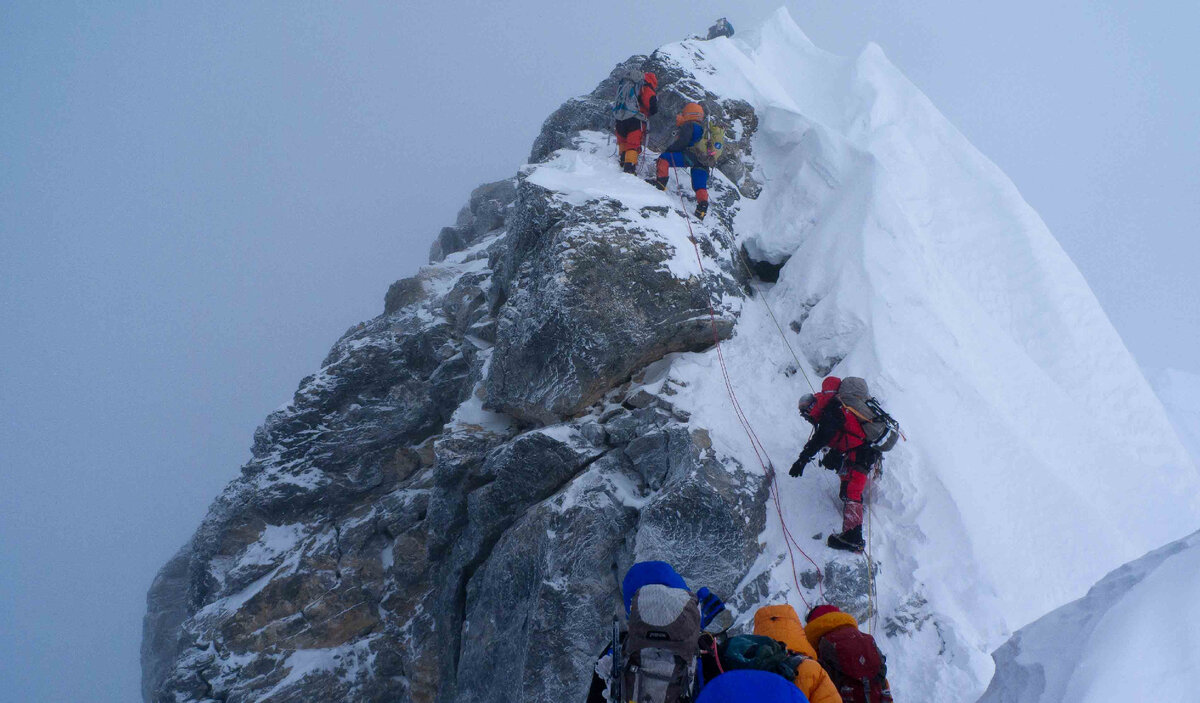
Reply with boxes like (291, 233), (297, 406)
(483, 177), (742, 425)
(143, 39), (775, 703)
(429, 178), (518, 263)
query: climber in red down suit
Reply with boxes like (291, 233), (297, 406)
(791, 376), (877, 553)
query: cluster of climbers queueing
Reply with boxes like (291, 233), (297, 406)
(595, 29), (909, 701)
(588, 562), (893, 703)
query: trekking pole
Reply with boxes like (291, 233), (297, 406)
(610, 615), (622, 702)
(611, 118), (619, 160)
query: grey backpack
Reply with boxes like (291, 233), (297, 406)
(612, 67), (647, 122)
(622, 584), (701, 703)
(838, 377), (901, 452)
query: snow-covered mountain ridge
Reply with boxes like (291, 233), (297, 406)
(1148, 367), (1200, 465)
(980, 528), (1200, 702)
(142, 9), (1200, 702)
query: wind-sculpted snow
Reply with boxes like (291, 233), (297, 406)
(1148, 367), (1200, 465)
(643, 8), (1200, 698)
(979, 529), (1200, 703)
(144, 9), (1200, 703)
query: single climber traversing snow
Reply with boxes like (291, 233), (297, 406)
(791, 377), (900, 553)
(646, 101), (724, 221)
(611, 68), (659, 174)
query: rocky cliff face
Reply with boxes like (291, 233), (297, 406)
(143, 46), (778, 703)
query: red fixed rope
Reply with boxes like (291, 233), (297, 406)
(669, 166), (824, 608)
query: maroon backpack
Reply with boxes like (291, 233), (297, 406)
(816, 626), (891, 703)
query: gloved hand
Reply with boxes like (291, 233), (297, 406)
(697, 587), (731, 633)
(789, 453), (814, 477)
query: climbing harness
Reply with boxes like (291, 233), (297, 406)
(702, 634), (725, 674)
(669, 165), (824, 609)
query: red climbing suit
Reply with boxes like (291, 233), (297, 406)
(831, 411), (866, 456)
(798, 376), (874, 543)
(839, 469), (868, 532)
(806, 376), (842, 423)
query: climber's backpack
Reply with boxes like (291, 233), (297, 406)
(622, 584), (701, 703)
(837, 377), (901, 452)
(690, 119), (726, 167)
(816, 626), (890, 703)
(718, 634), (804, 681)
(613, 67), (648, 122)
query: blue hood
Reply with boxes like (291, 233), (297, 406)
(621, 561), (689, 614)
(696, 670), (809, 703)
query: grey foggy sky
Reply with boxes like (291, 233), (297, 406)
(1, 2), (1196, 701)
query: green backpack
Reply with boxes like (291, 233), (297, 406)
(718, 634), (803, 681)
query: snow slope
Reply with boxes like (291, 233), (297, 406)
(1148, 367), (1200, 465)
(602, 8), (1199, 699)
(979, 528), (1200, 702)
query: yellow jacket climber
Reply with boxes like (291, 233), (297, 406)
(753, 605), (843, 703)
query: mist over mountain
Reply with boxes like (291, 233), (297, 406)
(141, 10), (1200, 702)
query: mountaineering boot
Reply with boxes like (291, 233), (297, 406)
(827, 525), (865, 553)
(694, 200), (708, 221)
(646, 176), (668, 191)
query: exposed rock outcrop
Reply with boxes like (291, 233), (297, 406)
(483, 175), (742, 425)
(143, 40), (768, 703)
(428, 179), (518, 264)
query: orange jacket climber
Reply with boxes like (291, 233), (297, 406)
(753, 605), (843, 703)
